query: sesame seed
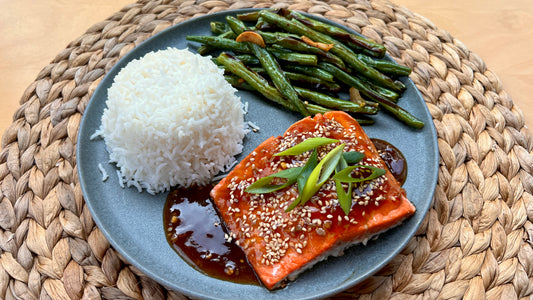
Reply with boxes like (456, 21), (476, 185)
(316, 228), (326, 236)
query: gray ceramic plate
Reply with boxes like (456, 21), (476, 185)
(77, 9), (439, 300)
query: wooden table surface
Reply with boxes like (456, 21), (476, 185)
(1, 0), (532, 137)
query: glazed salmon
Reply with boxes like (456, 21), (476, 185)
(210, 111), (416, 289)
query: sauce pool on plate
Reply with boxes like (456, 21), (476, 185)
(371, 139), (407, 185)
(163, 185), (260, 285)
(163, 139), (405, 285)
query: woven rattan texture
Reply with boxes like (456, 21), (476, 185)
(1, 0), (533, 299)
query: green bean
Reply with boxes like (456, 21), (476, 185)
(217, 53), (327, 115)
(255, 16), (277, 31)
(249, 43), (310, 116)
(319, 62), (424, 128)
(225, 71), (375, 125)
(224, 75), (255, 90)
(258, 11), (406, 92)
(351, 115), (375, 125)
(256, 31), (300, 44)
(294, 87), (378, 114)
(226, 16), (310, 68)
(246, 68), (340, 93)
(227, 72), (342, 102)
(217, 53), (288, 105)
(197, 45), (211, 56)
(356, 74), (400, 102)
(197, 31), (236, 55)
(225, 16), (249, 35)
(186, 35), (250, 53)
(284, 72), (342, 92)
(234, 54), (260, 65)
(268, 48), (318, 65)
(213, 55), (260, 66)
(283, 65), (335, 82)
(224, 19), (310, 116)
(283, 9), (386, 58)
(210, 21), (232, 35)
(377, 98), (424, 129)
(272, 36), (346, 69)
(236, 10), (262, 22)
(196, 10), (418, 128)
(357, 54), (411, 77)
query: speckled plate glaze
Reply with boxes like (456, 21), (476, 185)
(77, 9), (439, 300)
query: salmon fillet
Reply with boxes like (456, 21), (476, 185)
(210, 111), (416, 289)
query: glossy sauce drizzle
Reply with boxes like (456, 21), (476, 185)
(163, 185), (259, 285)
(371, 138), (407, 185)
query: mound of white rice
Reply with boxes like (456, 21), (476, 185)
(98, 47), (246, 194)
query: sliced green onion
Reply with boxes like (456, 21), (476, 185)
(286, 149), (318, 212)
(342, 151), (365, 164)
(245, 166), (303, 194)
(335, 179), (353, 215)
(299, 143), (345, 205)
(336, 154), (348, 173)
(275, 137), (338, 156)
(332, 165), (386, 183)
(245, 136), (387, 215)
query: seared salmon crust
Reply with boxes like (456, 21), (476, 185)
(210, 111), (416, 289)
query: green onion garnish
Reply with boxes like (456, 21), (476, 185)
(246, 137), (386, 214)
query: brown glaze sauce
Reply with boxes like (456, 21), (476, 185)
(162, 139), (406, 285)
(371, 138), (407, 185)
(163, 185), (260, 285)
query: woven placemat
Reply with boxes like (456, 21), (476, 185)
(2, 0), (533, 299)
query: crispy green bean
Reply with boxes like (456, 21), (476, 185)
(283, 9), (386, 58)
(236, 10), (262, 21)
(357, 54), (411, 77)
(246, 68), (340, 92)
(217, 53), (289, 106)
(197, 31), (236, 55)
(258, 11), (406, 92)
(283, 65), (335, 82)
(221, 54), (331, 115)
(356, 74), (400, 102)
(217, 53), (327, 115)
(235, 54), (260, 65)
(268, 48), (318, 65)
(225, 73), (374, 124)
(225, 15), (249, 35)
(294, 87), (378, 114)
(224, 19), (310, 116)
(212, 54), (260, 66)
(272, 36), (346, 69)
(305, 103), (331, 115)
(224, 75), (255, 90)
(285, 72), (342, 92)
(210, 21), (232, 35)
(319, 62), (423, 128)
(256, 31), (300, 44)
(186, 35), (250, 53)
(249, 43), (310, 116)
(196, 10), (418, 128)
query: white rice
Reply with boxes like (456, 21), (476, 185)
(99, 47), (246, 194)
(97, 163), (109, 182)
(247, 121), (260, 132)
